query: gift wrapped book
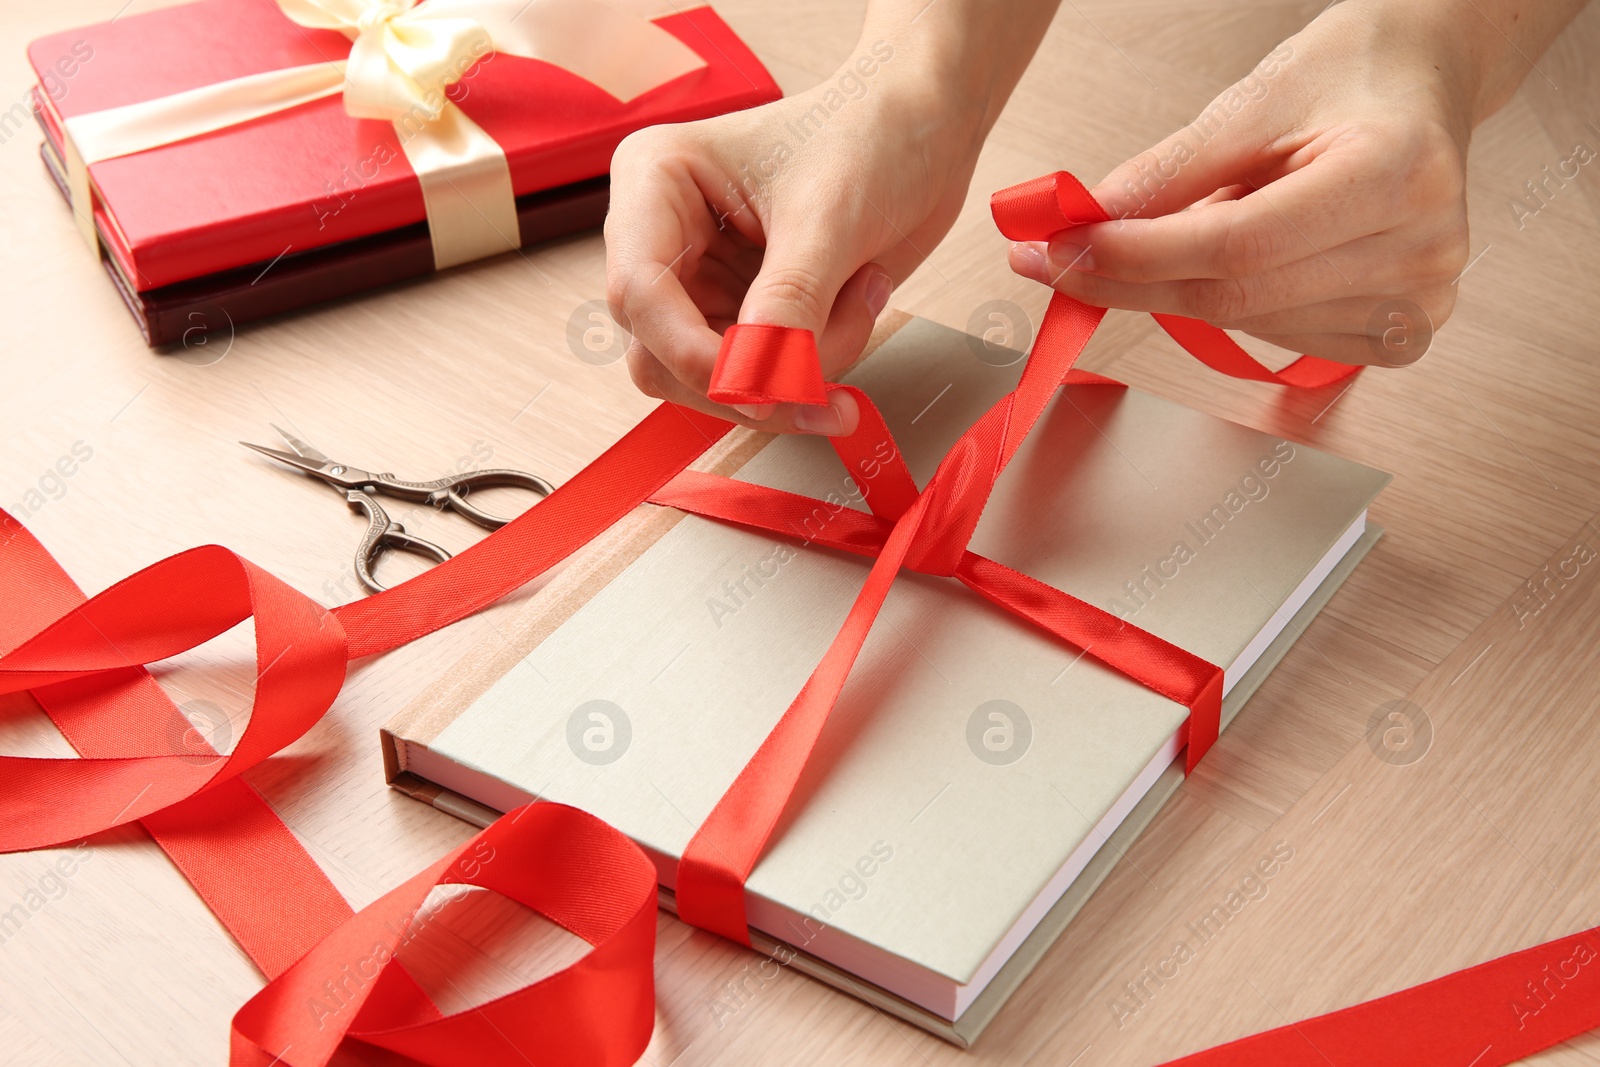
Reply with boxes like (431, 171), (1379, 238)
(26, 0), (780, 345)
(382, 313), (1390, 1044)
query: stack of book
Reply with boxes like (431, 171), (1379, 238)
(26, 0), (780, 344)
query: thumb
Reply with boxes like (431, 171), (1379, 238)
(739, 226), (859, 336)
(731, 228), (888, 430)
(1091, 84), (1284, 221)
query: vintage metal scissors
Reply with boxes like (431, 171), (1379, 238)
(242, 425), (553, 594)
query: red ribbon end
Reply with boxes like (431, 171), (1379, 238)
(991, 171), (1111, 242)
(709, 324), (829, 407)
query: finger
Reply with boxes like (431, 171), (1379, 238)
(710, 265), (885, 431)
(1242, 331), (1401, 367)
(605, 173), (725, 398)
(724, 264), (885, 428)
(724, 217), (886, 425)
(627, 340), (862, 435)
(681, 254), (752, 326)
(1012, 242), (1367, 323)
(1219, 288), (1455, 343)
(815, 261), (894, 378)
(1196, 184), (1254, 207)
(1061, 151), (1390, 285)
(1088, 74), (1290, 221)
(737, 220), (866, 338)
(682, 229), (767, 333)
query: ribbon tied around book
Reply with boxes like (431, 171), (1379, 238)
(671, 170), (1358, 941)
(59, 0), (706, 268)
(14, 170), (1583, 1067)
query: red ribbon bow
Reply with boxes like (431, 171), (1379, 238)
(11, 172), (1590, 1067)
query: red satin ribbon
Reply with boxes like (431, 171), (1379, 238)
(707, 322), (830, 406)
(4, 170), (1593, 1067)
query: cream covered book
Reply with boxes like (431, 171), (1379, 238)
(382, 314), (1388, 1044)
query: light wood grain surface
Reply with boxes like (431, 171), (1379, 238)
(2, 2), (1599, 1066)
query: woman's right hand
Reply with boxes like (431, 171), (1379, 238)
(605, 42), (989, 436)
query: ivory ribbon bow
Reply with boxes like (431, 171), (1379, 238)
(61, 0), (706, 270)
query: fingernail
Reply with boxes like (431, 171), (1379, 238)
(865, 269), (893, 317)
(792, 401), (845, 436)
(1010, 242), (1047, 280)
(1048, 241), (1095, 272)
(733, 403), (775, 420)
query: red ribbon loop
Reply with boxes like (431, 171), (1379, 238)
(991, 169), (1113, 237)
(229, 802), (658, 1067)
(0, 401), (729, 1063)
(0, 539), (348, 852)
(709, 323), (830, 407)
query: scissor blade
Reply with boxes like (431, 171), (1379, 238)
(240, 441), (333, 477)
(272, 423), (331, 464)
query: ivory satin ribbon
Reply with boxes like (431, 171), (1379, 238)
(61, 0), (707, 270)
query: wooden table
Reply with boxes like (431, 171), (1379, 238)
(3, 2), (1599, 1064)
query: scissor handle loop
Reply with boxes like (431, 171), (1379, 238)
(345, 489), (453, 594)
(431, 469), (555, 530)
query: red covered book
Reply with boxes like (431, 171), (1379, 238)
(28, 0), (780, 343)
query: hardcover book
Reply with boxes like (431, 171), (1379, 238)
(381, 314), (1389, 1044)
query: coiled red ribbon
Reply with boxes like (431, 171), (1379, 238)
(3, 171), (1593, 1066)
